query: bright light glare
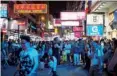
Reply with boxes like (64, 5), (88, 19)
(61, 12), (86, 20)
(61, 21), (79, 26)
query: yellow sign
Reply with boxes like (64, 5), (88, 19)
(55, 28), (58, 34)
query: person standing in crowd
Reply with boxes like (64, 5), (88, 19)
(48, 55), (58, 76)
(96, 41), (104, 76)
(78, 39), (85, 64)
(8, 39), (13, 53)
(64, 41), (72, 64)
(72, 42), (80, 66)
(108, 39), (117, 76)
(88, 42), (100, 76)
(52, 37), (61, 65)
(62, 41), (67, 63)
(84, 40), (91, 71)
(48, 42), (53, 56)
(18, 35), (39, 76)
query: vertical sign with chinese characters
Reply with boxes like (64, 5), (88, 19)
(86, 14), (104, 36)
(87, 14), (103, 24)
(0, 4), (7, 17)
(14, 4), (47, 14)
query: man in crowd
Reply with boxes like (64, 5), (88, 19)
(52, 37), (61, 65)
(18, 35), (39, 76)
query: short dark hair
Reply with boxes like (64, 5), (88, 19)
(20, 35), (30, 42)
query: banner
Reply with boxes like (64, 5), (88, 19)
(0, 4), (7, 17)
(86, 25), (103, 36)
(14, 4), (47, 13)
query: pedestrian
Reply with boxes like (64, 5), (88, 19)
(48, 55), (58, 76)
(52, 37), (61, 65)
(64, 41), (71, 64)
(88, 44), (100, 76)
(72, 42), (80, 66)
(108, 39), (117, 76)
(18, 35), (39, 76)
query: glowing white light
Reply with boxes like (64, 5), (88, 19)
(61, 21), (79, 26)
(61, 12), (86, 20)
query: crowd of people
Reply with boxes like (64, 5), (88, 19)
(1, 35), (117, 76)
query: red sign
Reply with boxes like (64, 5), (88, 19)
(14, 4), (47, 13)
(74, 32), (82, 38)
(54, 19), (61, 27)
(2, 28), (7, 34)
(55, 19), (61, 24)
(73, 26), (83, 32)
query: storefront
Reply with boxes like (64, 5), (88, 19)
(8, 19), (28, 40)
(60, 12), (86, 39)
(91, 1), (117, 39)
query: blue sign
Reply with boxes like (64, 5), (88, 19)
(86, 25), (103, 36)
(0, 4), (7, 17)
(0, 10), (7, 17)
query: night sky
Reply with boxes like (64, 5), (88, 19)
(49, 1), (67, 18)
(1, 1), (68, 18)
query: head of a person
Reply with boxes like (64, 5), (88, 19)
(20, 35), (31, 50)
(54, 37), (60, 44)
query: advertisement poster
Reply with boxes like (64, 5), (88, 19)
(0, 4), (7, 17)
(86, 25), (103, 36)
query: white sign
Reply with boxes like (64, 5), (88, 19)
(0, 18), (8, 29)
(87, 14), (103, 24)
(60, 12), (86, 20)
(61, 21), (80, 26)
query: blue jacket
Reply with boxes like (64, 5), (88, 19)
(72, 46), (80, 54)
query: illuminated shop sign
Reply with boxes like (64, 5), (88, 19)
(73, 26), (83, 32)
(0, 4), (7, 17)
(60, 12), (86, 20)
(14, 4), (47, 13)
(86, 25), (103, 36)
(61, 21), (80, 26)
(87, 14), (104, 24)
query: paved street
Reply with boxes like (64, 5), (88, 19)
(1, 64), (89, 76)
